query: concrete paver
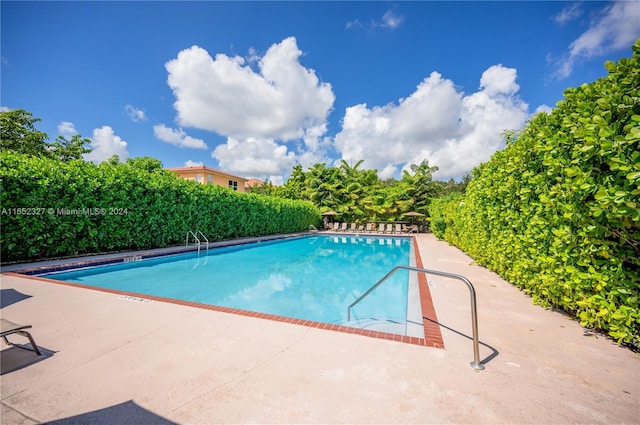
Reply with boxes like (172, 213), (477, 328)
(1, 234), (638, 424)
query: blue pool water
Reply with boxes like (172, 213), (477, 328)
(43, 235), (413, 328)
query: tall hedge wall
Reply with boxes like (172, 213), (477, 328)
(0, 152), (321, 262)
(430, 40), (639, 346)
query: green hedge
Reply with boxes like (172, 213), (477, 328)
(430, 40), (640, 346)
(0, 152), (321, 262)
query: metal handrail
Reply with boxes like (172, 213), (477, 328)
(309, 224), (318, 234)
(196, 231), (209, 250)
(185, 231), (201, 254)
(347, 265), (485, 370)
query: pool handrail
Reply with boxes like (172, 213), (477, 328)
(196, 230), (209, 250)
(186, 231), (201, 253)
(347, 265), (485, 370)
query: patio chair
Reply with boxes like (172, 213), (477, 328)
(365, 223), (374, 233)
(357, 224), (365, 232)
(339, 222), (348, 232)
(349, 223), (357, 232)
(394, 223), (403, 234)
(332, 222), (340, 231)
(407, 224), (419, 234)
(386, 223), (394, 233)
(1, 318), (42, 355)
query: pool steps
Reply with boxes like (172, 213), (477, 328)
(186, 231), (209, 253)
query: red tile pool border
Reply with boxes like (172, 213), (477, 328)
(3, 235), (444, 348)
(411, 236), (445, 348)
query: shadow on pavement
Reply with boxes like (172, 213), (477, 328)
(424, 316), (500, 366)
(47, 400), (178, 425)
(0, 288), (32, 309)
(0, 345), (55, 375)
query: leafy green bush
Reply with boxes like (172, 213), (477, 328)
(429, 40), (640, 346)
(0, 152), (320, 261)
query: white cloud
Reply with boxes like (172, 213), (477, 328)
(165, 37), (335, 142)
(125, 104), (147, 122)
(334, 65), (529, 180)
(212, 137), (296, 185)
(184, 160), (204, 167)
(348, 9), (404, 31)
(346, 19), (363, 30)
(84, 126), (129, 163)
(554, 1), (640, 79)
(153, 124), (208, 149)
(534, 104), (553, 115)
(553, 2), (583, 25)
(479, 65), (519, 96)
(379, 10), (404, 29)
(379, 164), (399, 181)
(0, 106), (10, 112)
(57, 121), (77, 138)
(163, 37), (528, 183)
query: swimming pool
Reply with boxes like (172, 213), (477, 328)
(41, 235), (419, 335)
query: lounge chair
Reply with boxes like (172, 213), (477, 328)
(1, 319), (42, 355)
(357, 224), (365, 232)
(386, 223), (394, 233)
(349, 223), (357, 232)
(365, 223), (374, 233)
(339, 222), (348, 232)
(394, 223), (403, 234)
(407, 224), (419, 234)
(332, 222), (340, 231)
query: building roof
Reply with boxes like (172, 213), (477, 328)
(245, 178), (265, 188)
(166, 165), (248, 182)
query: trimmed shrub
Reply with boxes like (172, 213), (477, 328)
(0, 152), (321, 261)
(429, 40), (640, 346)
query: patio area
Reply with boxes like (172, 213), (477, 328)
(1, 234), (638, 424)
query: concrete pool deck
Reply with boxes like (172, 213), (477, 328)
(1, 234), (638, 424)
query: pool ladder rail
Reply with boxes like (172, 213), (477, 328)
(348, 265), (485, 371)
(185, 230), (209, 253)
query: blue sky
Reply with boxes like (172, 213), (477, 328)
(2, 1), (639, 183)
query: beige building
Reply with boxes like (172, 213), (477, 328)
(167, 165), (249, 192)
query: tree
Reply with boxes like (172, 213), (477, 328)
(280, 164), (307, 200)
(401, 159), (441, 214)
(246, 180), (284, 197)
(0, 109), (49, 157)
(272, 157), (469, 223)
(439, 173), (472, 196)
(49, 134), (92, 162)
(104, 155), (122, 166)
(0, 109), (94, 162)
(125, 156), (164, 173)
